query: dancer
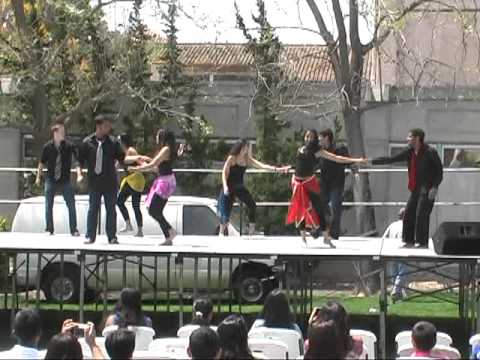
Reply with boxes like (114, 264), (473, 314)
(218, 139), (289, 236)
(117, 134), (151, 237)
(79, 114), (146, 245)
(370, 128), (443, 248)
(286, 130), (366, 247)
(129, 129), (177, 246)
(35, 121), (82, 236)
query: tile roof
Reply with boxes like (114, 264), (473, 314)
(153, 43), (377, 83)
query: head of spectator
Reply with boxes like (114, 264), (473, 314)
(109, 288), (151, 328)
(311, 301), (362, 357)
(105, 328), (136, 360)
(191, 297), (214, 326)
(411, 321), (437, 356)
(305, 320), (344, 360)
(217, 314), (253, 360)
(261, 289), (296, 329)
(398, 207), (406, 221)
(188, 326), (220, 360)
(45, 333), (83, 360)
(13, 309), (41, 349)
(94, 114), (114, 138)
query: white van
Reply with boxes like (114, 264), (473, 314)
(11, 195), (278, 304)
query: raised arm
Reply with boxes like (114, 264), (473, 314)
(316, 149), (365, 164)
(222, 156), (234, 194)
(129, 147), (170, 172)
(247, 155), (277, 171)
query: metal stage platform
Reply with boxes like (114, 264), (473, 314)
(1, 233), (479, 358)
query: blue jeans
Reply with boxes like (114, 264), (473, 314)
(324, 186), (344, 239)
(391, 262), (406, 296)
(86, 189), (117, 242)
(44, 180), (78, 234)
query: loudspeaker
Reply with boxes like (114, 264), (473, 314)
(433, 222), (480, 255)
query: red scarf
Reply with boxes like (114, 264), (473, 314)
(408, 149), (418, 191)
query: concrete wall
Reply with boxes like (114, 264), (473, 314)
(0, 128), (21, 224)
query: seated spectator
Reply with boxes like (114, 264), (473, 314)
(188, 326), (220, 360)
(105, 328), (136, 360)
(305, 320), (345, 359)
(191, 297), (214, 326)
(309, 301), (363, 359)
(0, 308), (41, 359)
(45, 319), (103, 360)
(105, 288), (152, 328)
(411, 321), (437, 357)
(250, 289), (303, 339)
(217, 314), (254, 360)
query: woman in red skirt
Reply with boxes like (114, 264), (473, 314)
(286, 130), (366, 247)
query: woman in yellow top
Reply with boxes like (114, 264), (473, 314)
(117, 134), (150, 237)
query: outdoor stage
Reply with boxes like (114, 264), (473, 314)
(0, 232), (479, 358)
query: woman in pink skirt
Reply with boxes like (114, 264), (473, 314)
(129, 129), (177, 245)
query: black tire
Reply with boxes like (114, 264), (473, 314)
(41, 264), (81, 303)
(234, 268), (275, 304)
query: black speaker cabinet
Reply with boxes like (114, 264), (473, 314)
(433, 222), (480, 255)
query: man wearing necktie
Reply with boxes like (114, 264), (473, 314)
(35, 122), (82, 236)
(79, 114), (147, 244)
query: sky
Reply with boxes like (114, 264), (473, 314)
(100, 0), (373, 45)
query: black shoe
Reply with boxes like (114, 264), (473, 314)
(310, 228), (322, 239)
(109, 237), (119, 245)
(71, 230), (80, 237)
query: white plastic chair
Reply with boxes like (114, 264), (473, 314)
(249, 327), (303, 359)
(177, 324), (218, 338)
(351, 329), (377, 359)
(78, 337), (107, 359)
(397, 344), (461, 359)
(395, 330), (452, 350)
(102, 325), (155, 351)
(148, 338), (189, 358)
(248, 338), (289, 359)
(470, 333), (480, 348)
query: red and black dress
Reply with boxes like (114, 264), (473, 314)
(286, 148), (330, 233)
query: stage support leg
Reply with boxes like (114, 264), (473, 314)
(79, 252), (85, 323)
(379, 261), (387, 359)
(179, 255), (184, 328)
(10, 253), (17, 334)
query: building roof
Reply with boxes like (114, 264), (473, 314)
(153, 43), (377, 83)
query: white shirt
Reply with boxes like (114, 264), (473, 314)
(382, 220), (403, 239)
(0, 345), (40, 359)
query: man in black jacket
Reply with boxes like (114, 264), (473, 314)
(371, 129), (443, 248)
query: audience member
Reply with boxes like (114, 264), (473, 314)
(217, 314), (254, 360)
(188, 326), (220, 360)
(304, 320), (345, 359)
(105, 328), (136, 360)
(309, 301), (363, 359)
(191, 297), (214, 326)
(105, 288), (152, 328)
(411, 321), (437, 357)
(0, 309), (41, 359)
(250, 289), (303, 339)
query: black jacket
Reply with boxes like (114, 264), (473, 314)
(372, 144), (443, 191)
(317, 143), (352, 190)
(40, 140), (78, 184)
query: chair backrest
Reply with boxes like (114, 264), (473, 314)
(102, 325), (155, 351)
(249, 327), (303, 359)
(148, 338), (189, 358)
(398, 344), (461, 359)
(470, 333), (480, 348)
(350, 329), (377, 359)
(395, 330), (452, 350)
(248, 338), (289, 360)
(177, 324), (218, 338)
(78, 337), (107, 360)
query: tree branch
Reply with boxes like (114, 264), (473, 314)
(331, 0), (350, 84)
(305, 0), (335, 45)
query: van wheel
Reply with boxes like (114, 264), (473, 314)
(42, 264), (81, 303)
(234, 269), (274, 304)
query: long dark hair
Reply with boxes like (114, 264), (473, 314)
(305, 320), (345, 360)
(118, 133), (133, 149)
(156, 129), (176, 160)
(228, 139), (248, 157)
(114, 288), (146, 327)
(261, 289), (295, 329)
(45, 333), (83, 360)
(191, 297), (214, 326)
(316, 301), (353, 353)
(304, 129), (320, 153)
(217, 314), (253, 360)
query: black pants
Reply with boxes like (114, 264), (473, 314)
(117, 183), (143, 227)
(308, 190), (331, 232)
(227, 186), (256, 223)
(323, 185), (344, 239)
(403, 189), (434, 246)
(148, 194), (171, 237)
(87, 188), (117, 242)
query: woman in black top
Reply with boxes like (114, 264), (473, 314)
(218, 139), (289, 236)
(286, 130), (366, 247)
(129, 129), (177, 246)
